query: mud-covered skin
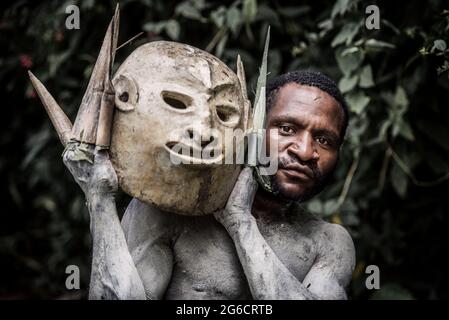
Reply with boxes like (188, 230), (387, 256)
(213, 168), (355, 300)
(121, 189), (355, 300)
(62, 142), (146, 300)
(64, 143), (354, 299)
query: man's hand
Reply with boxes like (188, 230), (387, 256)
(214, 167), (258, 230)
(63, 142), (118, 200)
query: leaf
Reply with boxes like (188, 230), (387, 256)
(142, 21), (167, 34)
(143, 20), (180, 40)
(432, 39), (447, 52)
(323, 199), (340, 217)
(331, 22), (361, 47)
(394, 86), (408, 108)
(335, 49), (364, 76)
(242, 0), (257, 23)
(397, 119), (415, 141)
(346, 91), (370, 114)
(22, 128), (51, 169)
(191, 0), (207, 10)
(365, 39), (396, 49)
(391, 161), (408, 198)
(226, 7), (242, 36)
(331, 0), (350, 18)
(210, 6), (227, 28)
(215, 33), (228, 58)
(307, 199), (323, 215)
(378, 119), (392, 140)
(339, 74), (358, 93)
(48, 51), (71, 77)
(175, 1), (206, 22)
(165, 20), (180, 40)
(359, 65), (375, 88)
(341, 46), (360, 56)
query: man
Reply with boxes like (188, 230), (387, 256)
(61, 69), (355, 300)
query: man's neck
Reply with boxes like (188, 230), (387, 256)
(251, 188), (294, 221)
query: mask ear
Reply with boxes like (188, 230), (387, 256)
(113, 74), (139, 112)
(236, 54), (251, 132)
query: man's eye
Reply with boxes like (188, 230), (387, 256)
(316, 136), (330, 146)
(279, 125), (294, 134)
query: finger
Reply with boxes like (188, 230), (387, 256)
(94, 148), (111, 164)
(63, 141), (95, 165)
(229, 167), (258, 205)
(71, 6), (119, 146)
(28, 71), (72, 146)
(236, 167), (257, 189)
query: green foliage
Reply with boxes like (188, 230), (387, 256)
(1, 0), (448, 299)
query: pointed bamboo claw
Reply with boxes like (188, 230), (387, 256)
(71, 4), (120, 148)
(28, 71), (72, 146)
(237, 54), (248, 101)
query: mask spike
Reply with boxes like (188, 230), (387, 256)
(71, 6), (119, 146)
(236, 54), (248, 101)
(247, 26), (270, 167)
(28, 71), (72, 146)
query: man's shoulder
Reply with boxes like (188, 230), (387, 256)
(291, 203), (354, 248)
(121, 198), (179, 244)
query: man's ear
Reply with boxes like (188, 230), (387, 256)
(113, 74), (139, 112)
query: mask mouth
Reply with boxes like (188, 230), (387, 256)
(164, 141), (223, 166)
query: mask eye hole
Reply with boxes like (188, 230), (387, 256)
(216, 105), (240, 126)
(161, 91), (192, 110)
(216, 109), (229, 122)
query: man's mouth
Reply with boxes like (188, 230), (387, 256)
(279, 163), (314, 181)
(165, 142), (223, 165)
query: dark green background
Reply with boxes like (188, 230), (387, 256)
(1, 0), (448, 299)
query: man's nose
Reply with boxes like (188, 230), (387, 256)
(287, 132), (319, 163)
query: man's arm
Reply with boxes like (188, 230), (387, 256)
(63, 144), (146, 300)
(301, 223), (355, 300)
(215, 168), (355, 300)
(87, 193), (146, 299)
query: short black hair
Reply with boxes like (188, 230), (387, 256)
(266, 70), (349, 141)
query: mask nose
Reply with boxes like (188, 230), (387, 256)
(187, 100), (219, 149)
(187, 128), (215, 149)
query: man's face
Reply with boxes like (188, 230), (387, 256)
(265, 83), (344, 202)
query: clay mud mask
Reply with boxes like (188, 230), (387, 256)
(110, 41), (250, 215)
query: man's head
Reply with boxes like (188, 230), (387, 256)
(265, 70), (349, 202)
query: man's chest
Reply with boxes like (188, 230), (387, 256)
(164, 217), (316, 299)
